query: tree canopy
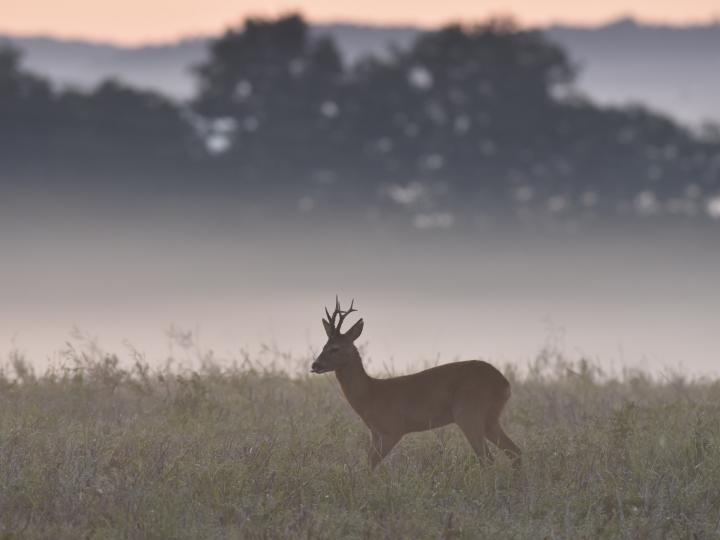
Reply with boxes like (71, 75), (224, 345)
(1, 15), (718, 222)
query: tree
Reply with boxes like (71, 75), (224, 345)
(344, 19), (578, 208)
(0, 45), (56, 168)
(192, 14), (348, 183)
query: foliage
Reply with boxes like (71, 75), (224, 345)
(1, 14), (720, 220)
(1, 344), (720, 538)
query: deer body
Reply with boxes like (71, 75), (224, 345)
(312, 298), (521, 469)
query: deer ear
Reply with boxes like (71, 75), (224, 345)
(322, 319), (334, 338)
(344, 318), (364, 341)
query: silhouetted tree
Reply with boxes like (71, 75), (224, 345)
(193, 14), (348, 184)
(344, 20), (577, 199)
(0, 45), (56, 169)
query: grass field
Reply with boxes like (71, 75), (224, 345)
(1, 340), (719, 539)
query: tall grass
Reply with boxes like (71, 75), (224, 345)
(1, 339), (719, 539)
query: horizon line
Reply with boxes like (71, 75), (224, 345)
(2, 13), (720, 48)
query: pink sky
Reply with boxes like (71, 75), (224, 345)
(3, 0), (719, 44)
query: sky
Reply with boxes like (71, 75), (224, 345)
(2, 0), (719, 44)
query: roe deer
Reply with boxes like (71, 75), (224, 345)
(311, 298), (521, 469)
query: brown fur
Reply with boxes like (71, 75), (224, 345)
(312, 301), (521, 469)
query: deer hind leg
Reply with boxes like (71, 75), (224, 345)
(486, 422), (522, 467)
(453, 403), (493, 463)
(369, 431), (402, 469)
(485, 397), (522, 468)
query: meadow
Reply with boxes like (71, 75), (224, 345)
(1, 339), (719, 539)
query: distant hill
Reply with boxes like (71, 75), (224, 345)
(0, 35), (209, 99)
(546, 18), (720, 128)
(2, 18), (720, 126)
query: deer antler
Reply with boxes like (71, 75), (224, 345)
(336, 298), (357, 333)
(323, 295), (358, 335)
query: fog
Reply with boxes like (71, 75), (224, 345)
(2, 199), (718, 376)
(3, 13), (719, 378)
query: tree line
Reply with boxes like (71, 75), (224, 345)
(2, 14), (719, 219)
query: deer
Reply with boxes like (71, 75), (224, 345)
(311, 297), (522, 469)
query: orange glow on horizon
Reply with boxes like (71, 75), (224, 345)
(2, 0), (719, 45)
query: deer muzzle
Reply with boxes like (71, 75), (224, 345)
(311, 360), (330, 374)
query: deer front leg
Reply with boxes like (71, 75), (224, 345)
(369, 431), (401, 469)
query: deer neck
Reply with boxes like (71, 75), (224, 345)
(334, 351), (374, 414)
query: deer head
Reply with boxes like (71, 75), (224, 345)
(311, 296), (364, 374)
